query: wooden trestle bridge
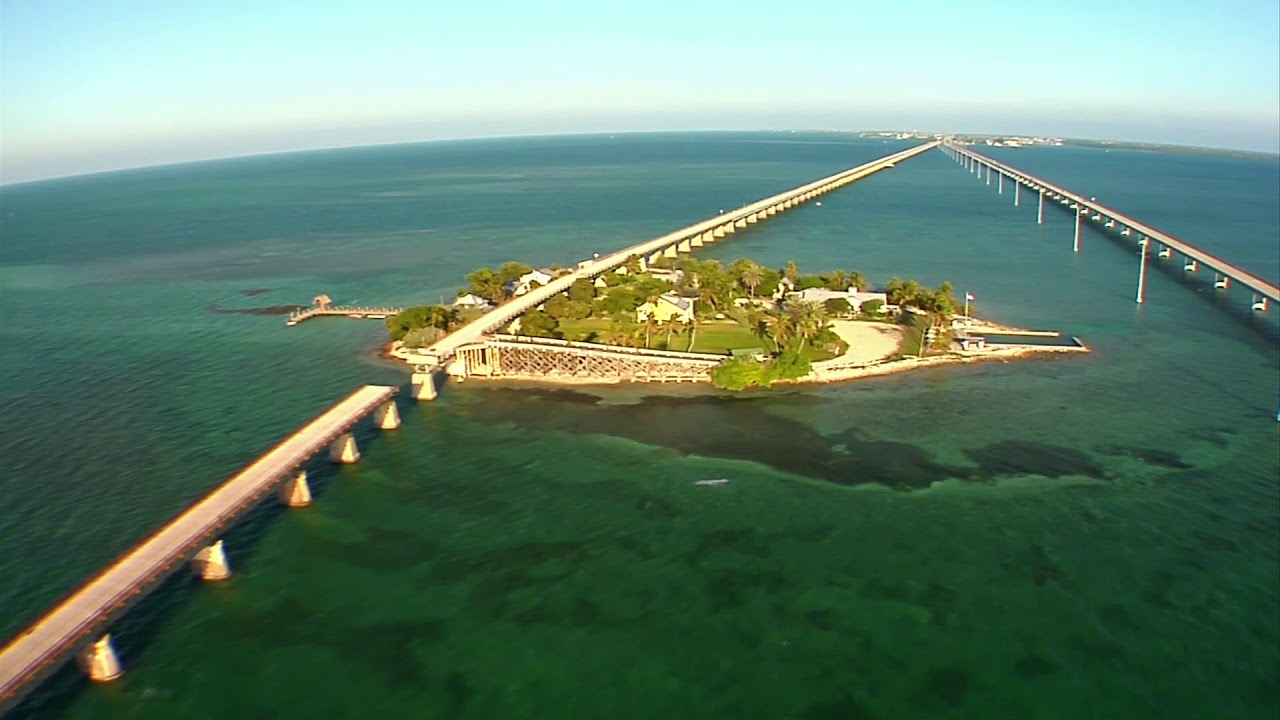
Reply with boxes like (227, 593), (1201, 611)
(452, 334), (727, 383)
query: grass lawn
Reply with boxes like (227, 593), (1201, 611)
(685, 322), (765, 354)
(552, 316), (844, 360)
(555, 317), (617, 341)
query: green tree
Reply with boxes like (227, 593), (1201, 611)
(520, 310), (558, 338)
(466, 268), (506, 303)
(601, 287), (642, 315)
(787, 302), (826, 352)
(661, 316), (681, 350)
(569, 277), (596, 303)
(783, 260), (800, 285)
(848, 271), (868, 292)
(821, 269), (851, 291)
(642, 314), (659, 349)
(823, 297), (853, 317)
(544, 295), (589, 321)
(740, 262), (764, 298)
(773, 349), (812, 380)
(710, 357), (775, 390)
(860, 298), (885, 317)
(385, 305), (457, 341)
(497, 261), (533, 286)
(755, 268), (782, 298)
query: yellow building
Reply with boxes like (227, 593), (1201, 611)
(636, 293), (694, 323)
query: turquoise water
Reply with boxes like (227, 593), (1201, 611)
(1, 133), (1276, 719)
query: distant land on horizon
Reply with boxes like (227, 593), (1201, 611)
(3, 128), (1276, 188)
(855, 129), (1280, 161)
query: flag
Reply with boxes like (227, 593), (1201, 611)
(965, 292), (976, 301)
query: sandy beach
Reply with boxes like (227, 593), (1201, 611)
(812, 320), (905, 368)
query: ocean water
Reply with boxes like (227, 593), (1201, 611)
(0, 133), (1276, 719)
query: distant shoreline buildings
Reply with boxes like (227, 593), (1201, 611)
(858, 130), (1064, 148)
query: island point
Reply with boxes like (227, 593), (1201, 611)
(384, 254), (1087, 390)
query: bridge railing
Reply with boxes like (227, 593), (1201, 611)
(944, 143), (1279, 301)
(490, 333), (727, 361)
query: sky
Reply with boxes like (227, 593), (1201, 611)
(2, 0), (1278, 183)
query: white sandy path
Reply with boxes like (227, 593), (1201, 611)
(812, 320), (905, 368)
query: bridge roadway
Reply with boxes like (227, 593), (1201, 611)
(418, 141), (940, 366)
(944, 142), (1280, 304)
(0, 384), (398, 706)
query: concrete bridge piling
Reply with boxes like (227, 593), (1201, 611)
(191, 540), (232, 581)
(77, 635), (123, 683)
(0, 385), (401, 705)
(944, 142), (1278, 315)
(279, 471), (313, 507)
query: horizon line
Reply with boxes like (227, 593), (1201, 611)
(3, 128), (1277, 189)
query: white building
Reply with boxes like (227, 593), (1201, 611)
(787, 287), (888, 312)
(453, 293), (492, 308)
(511, 268), (555, 296)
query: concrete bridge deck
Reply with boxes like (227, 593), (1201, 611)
(945, 143), (1279, 304)
(416, 141), (939, 367)
(0, 384), (398, 706)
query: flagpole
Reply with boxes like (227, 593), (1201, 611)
(963, 293), (970, 318)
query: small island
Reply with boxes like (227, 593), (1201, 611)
(386, 255), (1088, 390)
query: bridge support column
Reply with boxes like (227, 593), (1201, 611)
(1037, 189), (1044, 224)
(998, 173), (1004, 194)
(701, 231), (715, 244)
(663, 245), (679, 258)
(1253, 295), (1269, 312)
(713, 225), (726, 238)
(766, 206), (777, 216)
(411, 370), (439, 401)
(1184, 259), (1198, 272)
(1073, 207), (1082, 253)
(78, 634), (124, 682)
(279, 471), (312, 507)
(734, 218), (747, 228)
(648, 251), (662, 266)
(746, 213), (758, 224)
(374, 401), (400, 429)
(676, 239), (692, 253)
(986, 166), (991, 185)
(329, 432), (360, 463)
(192, 539), (232, 581)
(722, 224), (735, 234)
(1014, 181), (1020, 207)
(1136, 237), (1149, 303)
(689, 234), (703, 247)
(1214, 273), (1230, 290)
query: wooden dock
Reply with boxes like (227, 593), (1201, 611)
(286, 306), (403, 326)
(0, 385), (398, 707)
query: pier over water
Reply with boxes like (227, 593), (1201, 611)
(0, 385), (399, 708)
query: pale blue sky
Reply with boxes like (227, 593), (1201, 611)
(2, 0), (1277, 183)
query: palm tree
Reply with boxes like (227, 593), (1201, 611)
(768, 307), (795, 352)
(747, 309), (774, 352)
(849, 271), (867, 292)
(824, 269), (850, 291)
(685, 316), (699, 352)
(643, 314), (659, 348)
(801, 305), (828, 352)
(740, 262), (764, 298)
(662, 316), (680, 350)
(783, 260), (800, 285)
